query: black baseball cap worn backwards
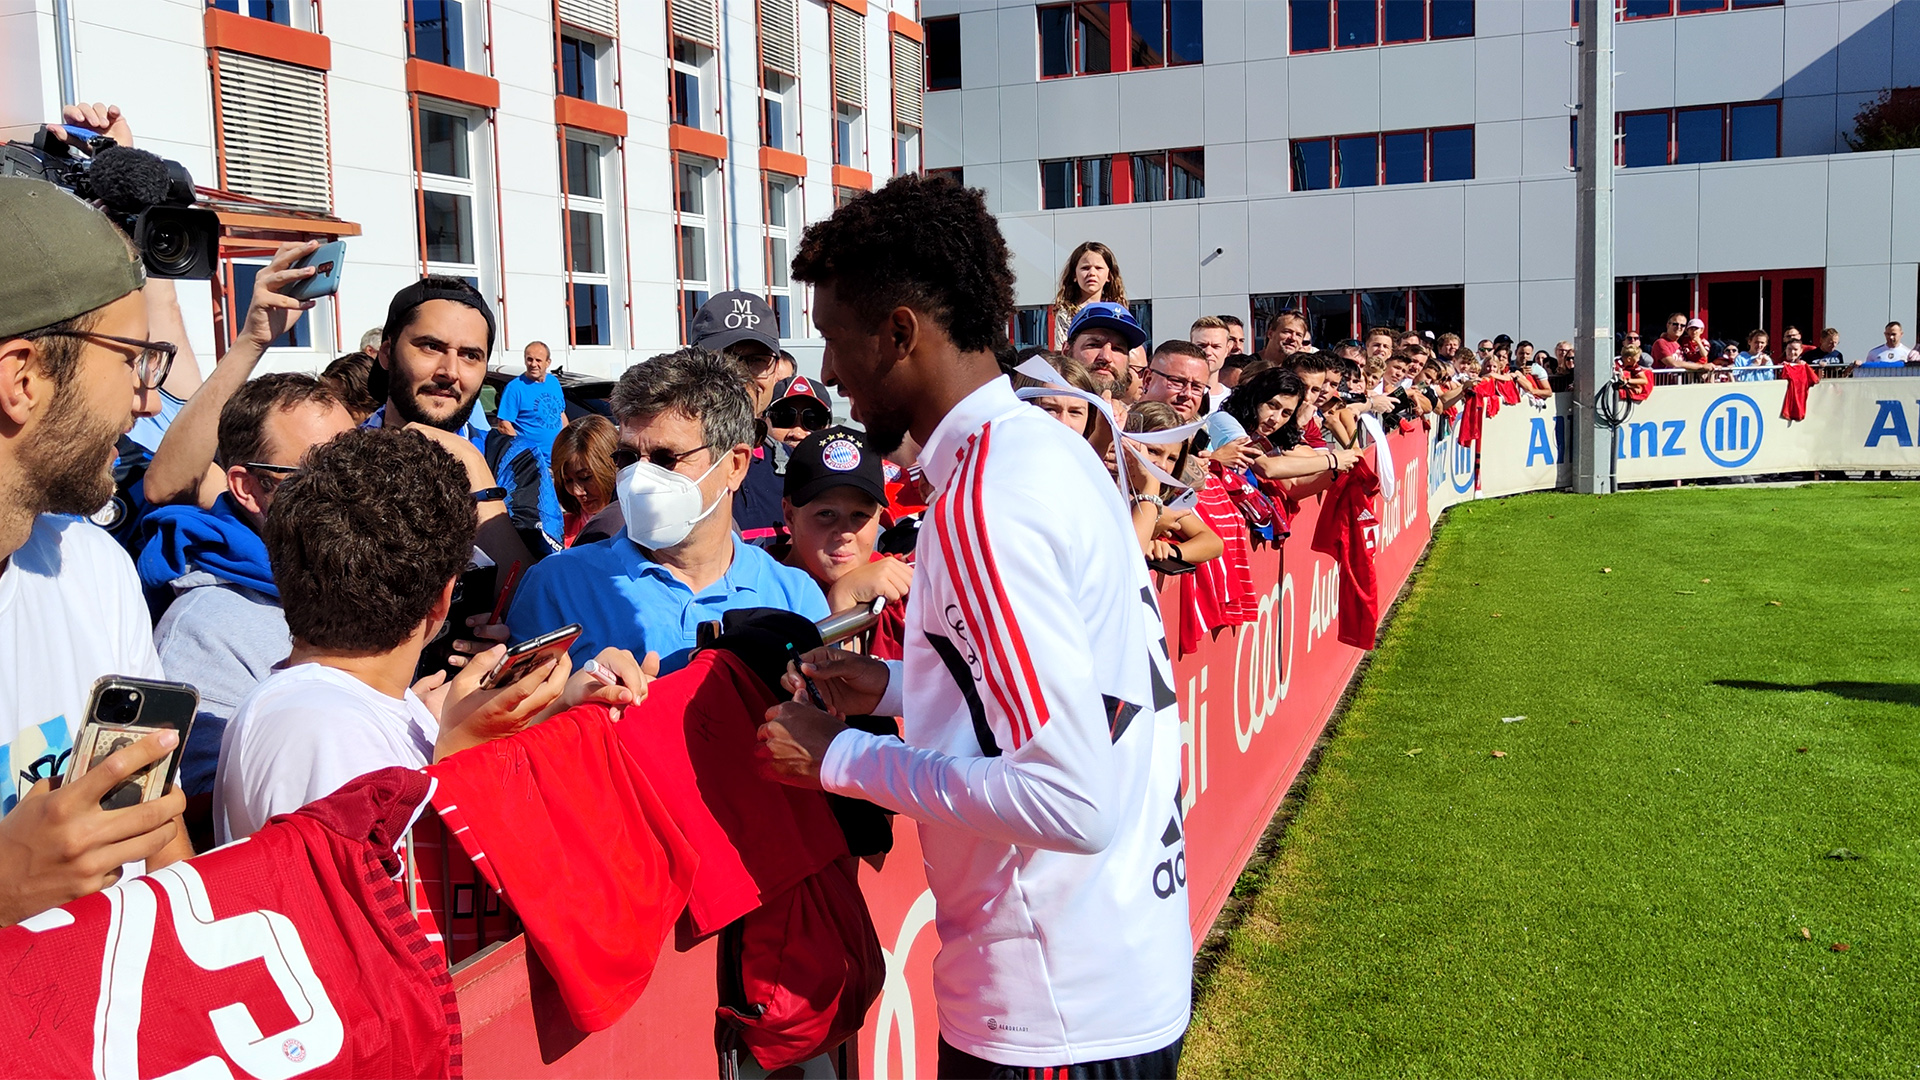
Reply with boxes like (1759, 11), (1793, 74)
(382, 276), (497, 354)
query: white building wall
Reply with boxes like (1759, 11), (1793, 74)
(927, 0), (1920, 349)
(1, 0), (920, 380)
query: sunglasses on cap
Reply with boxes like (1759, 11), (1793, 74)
(767, 400), (830, 430)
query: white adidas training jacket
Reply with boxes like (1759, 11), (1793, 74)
(819, 378), (1191, 1067)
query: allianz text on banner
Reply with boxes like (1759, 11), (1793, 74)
(1425, 416), (1481, 522)
(1477, 394), (1570, 497)
(1476, 380), (1920, 492)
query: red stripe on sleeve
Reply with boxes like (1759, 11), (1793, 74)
(944, 436), (1035, 746)
(932, 438), (1028, 746)
(961, 426), (1053, 736)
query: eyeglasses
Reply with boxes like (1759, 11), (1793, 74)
(243, 461), (301, 496)
(26, 330), (176, 391)
(767, 401), (830, 430)
(1147, 368), (1207, 395)
(612, 443), (712, 472)
(729, 348), (779, 377)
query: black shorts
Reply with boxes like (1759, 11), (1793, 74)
(936, 1035), (1184, 1080)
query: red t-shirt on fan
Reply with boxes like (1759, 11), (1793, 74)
(0, 768), (461, 1080)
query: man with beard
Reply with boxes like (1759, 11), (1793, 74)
(758, 175), (1192, 1078)
(367, 276), (533, 570)
(1062, 301), (1147, 399)
(0, 178), (192, 925)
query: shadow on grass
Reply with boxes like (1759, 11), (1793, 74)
(1713, 679), (1920, 707)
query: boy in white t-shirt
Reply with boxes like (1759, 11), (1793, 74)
(215, 426), (648, 842)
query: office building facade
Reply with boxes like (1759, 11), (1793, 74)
(0, 0), (927, 376)
(920, 0), (1920, 354)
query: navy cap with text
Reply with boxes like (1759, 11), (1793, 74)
(689, 290), (779, 354)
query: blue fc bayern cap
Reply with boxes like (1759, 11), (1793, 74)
(1066, 301), (1146, 350)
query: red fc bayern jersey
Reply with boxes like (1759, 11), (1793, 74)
(0, 768), (460, 1079)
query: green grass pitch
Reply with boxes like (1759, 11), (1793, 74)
(1185, 483), (1920, 1079)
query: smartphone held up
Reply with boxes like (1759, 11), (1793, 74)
(66, 676), (197, 811)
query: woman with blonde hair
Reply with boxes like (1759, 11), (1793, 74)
(1052, 241), (1128, 347)
(549, 414), (619, 547)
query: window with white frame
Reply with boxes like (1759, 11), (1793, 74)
(671, 37), (717, 130)
(210, 0), (317, 30)
(675, 154), (722, 344)
(563, 134), (617, 348)
(759, 0), (801, 150)
(761, 68), (799, 150)
(764, 176), (802, 336)
(829, 1), (867, 168)
(417, 103), (486, 285)
(835, 103), (865, 168)
(408, 0), (481, 70)
(560, 32), (609, 103)
(893, 125), (920, 176)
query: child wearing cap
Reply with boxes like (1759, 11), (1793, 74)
(775, 426), (911, 659)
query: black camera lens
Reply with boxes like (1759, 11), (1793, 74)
(145, 222), (188, 264)
(132, 207), (219, 280)
(101, 687), (142, 724)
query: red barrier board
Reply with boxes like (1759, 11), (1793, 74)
(457, 431), (1435, 1078)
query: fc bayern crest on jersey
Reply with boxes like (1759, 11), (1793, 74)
(822, 437), (861, 472)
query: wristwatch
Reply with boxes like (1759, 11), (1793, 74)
(472, 486), (507, 502)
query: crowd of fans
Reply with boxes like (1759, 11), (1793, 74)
(2, 103), (1911, 996)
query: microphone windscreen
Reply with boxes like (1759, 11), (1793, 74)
(87, 146), (173, 211)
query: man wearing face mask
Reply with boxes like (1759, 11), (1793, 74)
(689, 291), (789, 548)
(505, 348), (828, 674)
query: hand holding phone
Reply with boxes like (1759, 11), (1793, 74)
(238, 240), (327, 349)
(68, 676), (197, 811)
(436, 633), (577, 758)
(0, 728), (186, 927)
(480, 624), (583, 690)
(283, 240), (346, 302)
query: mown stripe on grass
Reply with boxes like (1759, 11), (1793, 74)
(1185, 483), (1920, 1080)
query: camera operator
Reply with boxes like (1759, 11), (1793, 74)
(32, 106), (208, 551)
(0, 177), (192, 926)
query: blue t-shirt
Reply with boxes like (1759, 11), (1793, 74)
(497, 374), (567, 454)
(506, 531), (829, 674)
(1734, 352), (1775, 382)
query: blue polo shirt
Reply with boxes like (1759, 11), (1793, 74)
(505, 531), (829, 673)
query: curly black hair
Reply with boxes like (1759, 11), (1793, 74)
(265, 426), (477, 653)
(789, 174), (1014, 354)
(1224, 367), (1308, 450)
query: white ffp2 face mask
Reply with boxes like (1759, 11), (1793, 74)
(617, 457), (725, 551)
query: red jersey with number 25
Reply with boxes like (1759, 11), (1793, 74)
(0, 767), (460, 1080)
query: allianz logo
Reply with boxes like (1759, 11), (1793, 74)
(1524, 393), (1764, 468)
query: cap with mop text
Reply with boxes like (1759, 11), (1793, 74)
(0, 177), (145, 339)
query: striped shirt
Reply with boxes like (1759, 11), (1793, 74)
(820, 378), (1191, 1067)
